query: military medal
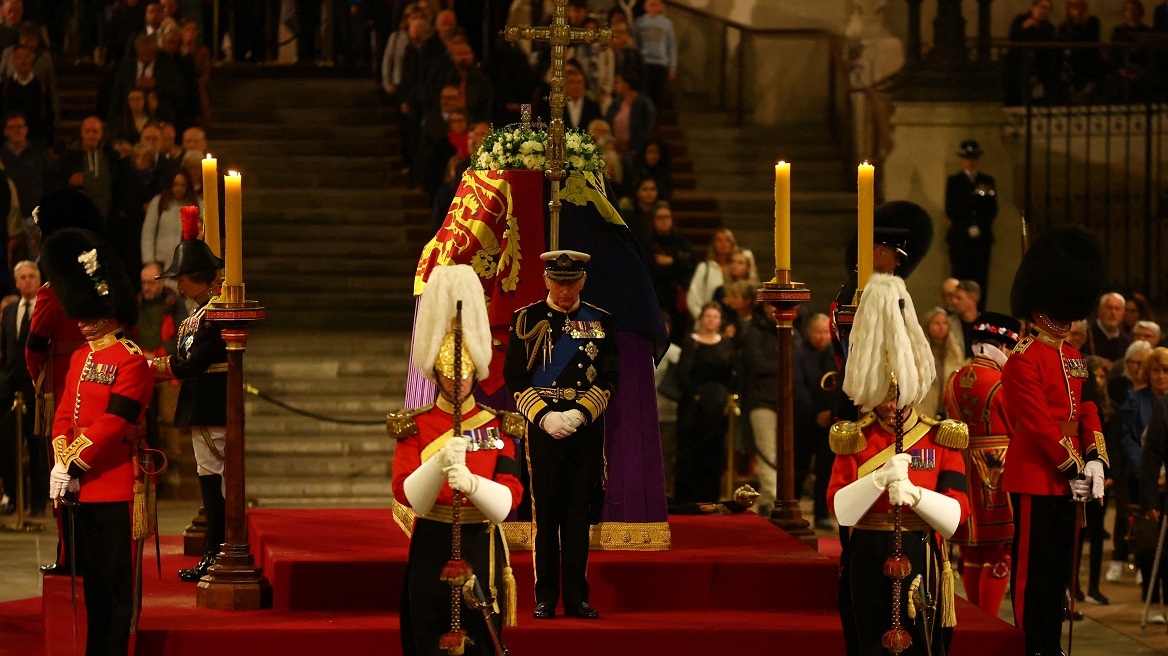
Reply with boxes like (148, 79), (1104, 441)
(909, 448), (936, 471)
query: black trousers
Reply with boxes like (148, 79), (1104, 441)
(77, 501), (133, 656)
(949, 239), (992, 308)
(846, 529), (949, 656)
(528, 422), (603, 608)
(1011, 493), (1076, 656)
(402, 519), (503, 656)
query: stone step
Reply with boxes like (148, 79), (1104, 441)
(246, 453), (393, 478)
(240, 165), (403, 189)
(227, 154), (400, 174)
(210, 123), (399, 142)
(245, 239), (412, 258)
(245, 394), (396, 418)
(240, 186), (404, 209)
(217, 139), (396, 157)
(215, 106), (398, 125)
(244, 206), (407, 225)
(244, 475), (393, 505)
(242, 221), (408, 243)
(252, 307), (415, 331)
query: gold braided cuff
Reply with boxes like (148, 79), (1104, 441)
(1085, 430), (1109, 468)
(578, 387), (610, 422)
(514, 389), (548, 423)
(150, 355), (174, 379)
(1057, 436), (1085, 476)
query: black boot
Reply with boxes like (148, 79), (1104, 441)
(179, 475), (225, 582)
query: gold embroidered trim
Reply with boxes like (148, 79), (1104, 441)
(1058, 436), (1085, 474)
(385, 406), (429, 440)
(60, 434), (93, 471)
(1090, 431), (1109, 468)
(934, 419), (970, 449)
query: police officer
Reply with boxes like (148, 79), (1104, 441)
(148, 207), (228, 582)
(504, 250), (618, 620)
(942, 311), (1022, 617)
(390, 264), (524, 656)
(944, 140), (998, 307)
(1001, 225), (1107, 656)
(830, 272), (970, 656)
(42, 227), (152, 656)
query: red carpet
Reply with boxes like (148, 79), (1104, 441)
(25, 509), (1020, 655)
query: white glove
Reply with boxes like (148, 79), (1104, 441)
(886, 479), (922, 507)
(968, 225), (982, 239)
(1084, 460), (1105, 500)
(872, 453), (911, 491)
(563, 409), (586, 428)
(439, 436), (468, 469)
(403, 456), (446, 516)
(445, 464), (479, 495)
(67, 479), (80, 494)
(463, 476), (514, 524)
(540, 412), (575, 439)
(49, 462), (71, 501)
(1069, 477), (1091, 502)
(833, 472), (884, 527)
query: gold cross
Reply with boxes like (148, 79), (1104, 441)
(506, 0), (611, 250)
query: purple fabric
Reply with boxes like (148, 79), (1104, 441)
(602, 332), (669, 523)
(403, 296), (437, 409)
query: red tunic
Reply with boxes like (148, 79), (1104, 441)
(828, 412), (971, 527)
(51, 332), (153, 503)
(943, 355), (1013, 545)
(1000, 329), (1106, 496)
(25, 285), (87, 402)
(391, 399), (524, 515)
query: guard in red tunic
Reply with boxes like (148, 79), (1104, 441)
(942, 311), (1021, 617)
(390, 264), (524, 656)
(1001, 225), (1108, 656)
(24, 190), (104, 575)
(42, 227), (152, 656)
(829, 273), (971, 656)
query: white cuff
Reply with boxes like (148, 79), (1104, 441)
(911, 488), (962, 539)
(833, 472), (884, 527)
(403, 456), (446, 516)
(466, 476), (513, 524)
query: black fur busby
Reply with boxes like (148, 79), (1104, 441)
(33, 189), (103, 238)
(844, 200), (934, 279)
(1010, 224), (1105, 323)
(41, 228), (137, 325)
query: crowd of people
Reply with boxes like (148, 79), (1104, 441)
(1005, 0), (1168, 104)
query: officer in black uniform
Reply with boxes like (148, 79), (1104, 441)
(148, 215), (227, 583)
(503, 250), (619, 621)
(944, 140), (998, 308)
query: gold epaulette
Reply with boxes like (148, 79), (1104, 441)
(479, 404), (527, 440)
(119, 336), (142, 355)
(1012, 335), (1035, 354)
(830, 413), (875, 455)
(385, 405), (432, 440)
(921, 416), (970, 449)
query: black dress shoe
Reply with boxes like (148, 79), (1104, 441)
(40, 563), (68, 576)
(565, 602), (599, 619)
(532, 601), (556, 619)
(179, 554), (216, 582)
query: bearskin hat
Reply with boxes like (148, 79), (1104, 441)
(33, 189), (103, 238)
(41, 228), (137, 326)
(1010, 224), (1105, 323)
(157, 206), (224, 278)
(844, 200), (934, 279)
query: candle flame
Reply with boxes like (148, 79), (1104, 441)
(228, 170), (240, 177)
(204, 152), (213, 159)
(862, 160), (870, 166)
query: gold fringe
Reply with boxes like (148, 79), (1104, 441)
(829, 420), (867, 455)
(934, 419), (970, 449)
(501, 529), (517, 627)
(131, 480), (148, 540)
(941, 559), (957, 628)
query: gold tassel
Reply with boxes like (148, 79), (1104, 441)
(503, 566), (517, 627)
(906, 575), (920, 620)
(941, 560), (957, 628)
(131, 480), (147, 540)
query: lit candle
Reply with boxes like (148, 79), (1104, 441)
(223, 171), (243, 287)
(774, 161), (791, 271)
(201, 154), (221, 257)
(857, 161), (875, 290)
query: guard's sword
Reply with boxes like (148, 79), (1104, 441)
(60, 497), (79, 656)
(461, 575), (510, 656)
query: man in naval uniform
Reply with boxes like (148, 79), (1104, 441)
(1001, 225), (1108, 656)
(42, 227), (152, 656)
(504, 250), (619, 620)
(942, 311), (1022, 617)
(829, 272), (970, 656)
(148, 207), (227, 582)
(389, 264), (524, 656)
(944, 140), (998, 306)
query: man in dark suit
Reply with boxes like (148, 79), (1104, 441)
(945, 140), (998, 309)
(0, 260), (44, 515)
(556, 64), (603, 131)
(107, 33), (187, 125)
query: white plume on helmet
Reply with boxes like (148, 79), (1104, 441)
(412, 264), (493, 383)
(842, 273), (935, 412)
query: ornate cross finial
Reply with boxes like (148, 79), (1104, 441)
(505, 0), (612, 250)
(520, 104), (533, 130)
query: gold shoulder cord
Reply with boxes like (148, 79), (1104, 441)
(514, 308), (553, 372)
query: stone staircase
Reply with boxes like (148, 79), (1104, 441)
(677, 108), (857, 313)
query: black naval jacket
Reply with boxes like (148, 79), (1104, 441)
(944, 170), (998, 244)
(150, 291), (227, 427)
(504, 299), (620, 426)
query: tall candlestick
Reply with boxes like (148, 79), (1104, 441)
(223, 171), (243, 287)
(201, 155), (221, 257)
(774, 161), (791, 271)
(857, 162), (875, 290)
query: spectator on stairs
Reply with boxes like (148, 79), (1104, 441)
(610, 17), (644, 94)
(112, 88), (154, 145)
(108, 32), (187, 127)
(413, 85), (463, 198)
(140, 167), (199, 272)
(178, 20), (211, 124)
(634, 0), (676, 110)
(625, 137), (671, 201)
(604, 67), (655, 156)
(709, 248), (758, 327)
(0, 22), (58, 130)
(1, 44), (51, 146)
(587, 118), (623, 190)
(54, 116), (117, 221)
(686, 227), (757, 323)
(619, 176), (660, 248)
(111, 143), (161, 285)
(644, 202), (694, 345)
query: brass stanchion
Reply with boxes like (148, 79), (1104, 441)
(722, 394), (740, 500)
(195, 283), (271, 609)
(3, 392), (44, 532)
(757, 270), (815, 547)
